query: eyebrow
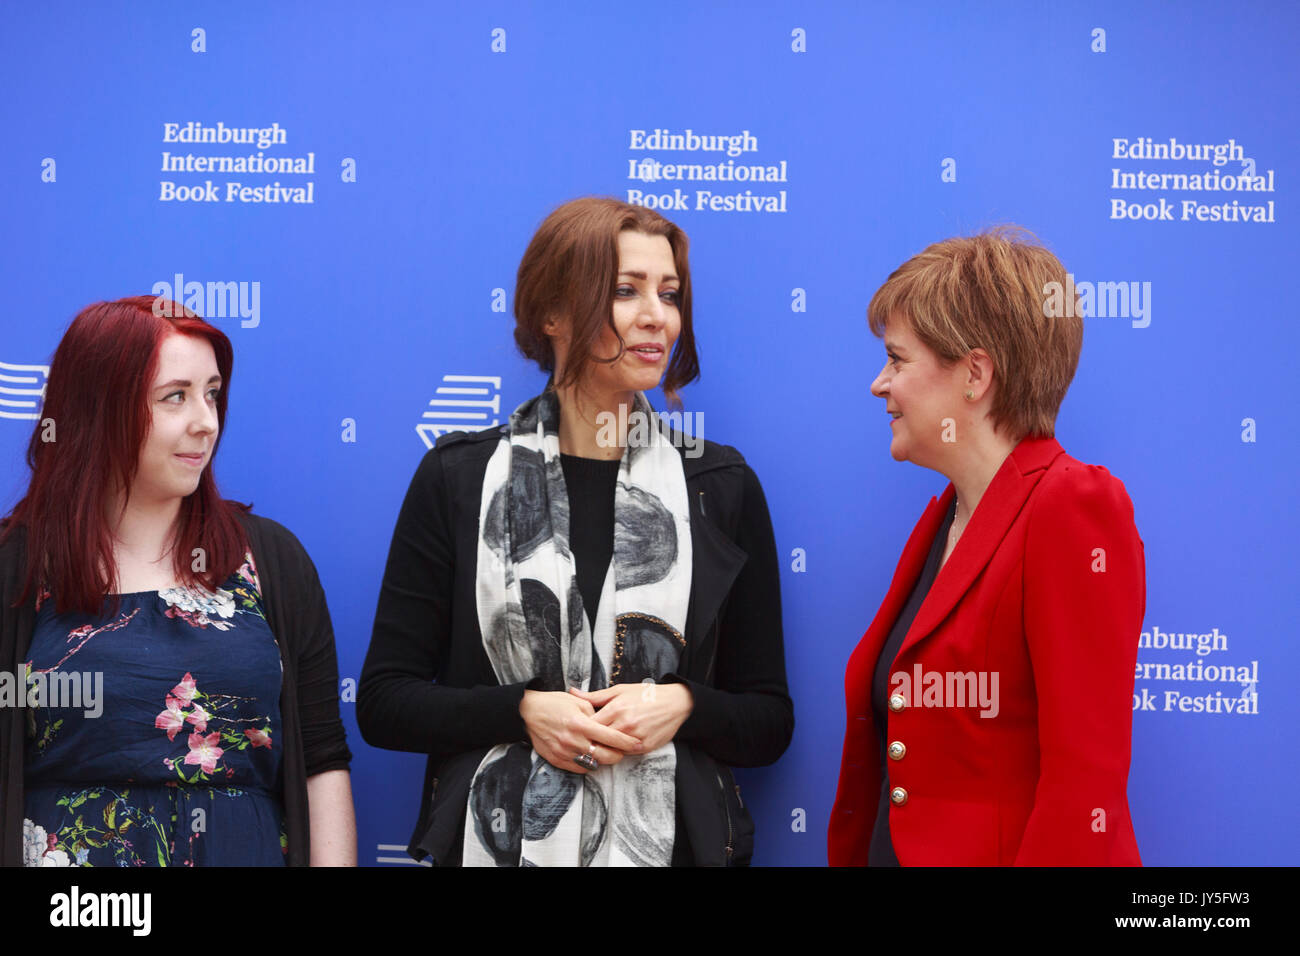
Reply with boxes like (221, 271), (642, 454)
(619, 270), (679, 282)
(155, 376), (223, 389)
(883, 341), (906, 355)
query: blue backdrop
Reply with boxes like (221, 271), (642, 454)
(2, 0), (1295, 865)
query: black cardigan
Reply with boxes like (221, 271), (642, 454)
(0, 512), (352, 867)
(357, 425), (794, 864)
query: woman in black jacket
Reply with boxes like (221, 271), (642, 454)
(358, 196), (793, 866)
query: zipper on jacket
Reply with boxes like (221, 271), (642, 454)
(716, 770), (734, 862)
(698, 490), (707, 517)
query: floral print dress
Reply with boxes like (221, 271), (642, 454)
(23, 554), (286, 866)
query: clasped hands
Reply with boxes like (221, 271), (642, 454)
(519, 682), (694, 775)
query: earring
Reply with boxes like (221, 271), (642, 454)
(964, 390), (975, 400)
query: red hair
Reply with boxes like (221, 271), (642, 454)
(1, 296), (250, 615)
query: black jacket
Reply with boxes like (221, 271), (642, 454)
(357, 425), (793, 865)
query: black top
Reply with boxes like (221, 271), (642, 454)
(868, 498), (956, 866)
(358, 428), (794, 866)
(561, 452), (698, 865)
(361, 434), (792, 769)
(559, 453), (621, 631)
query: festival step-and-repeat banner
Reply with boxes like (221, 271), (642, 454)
(2, 1), (1295, 865)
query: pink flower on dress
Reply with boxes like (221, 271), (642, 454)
(169, 673), (197, 705)
(185, 703), (210, 733)
(154, 700), (186, 741)
(165, 606), (219, 629)
(238, 553), (261, 595)
(184, 731), (223, 774)
(244, 727), (272, 749)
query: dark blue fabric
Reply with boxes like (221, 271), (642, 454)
(22, 558), (285, 867)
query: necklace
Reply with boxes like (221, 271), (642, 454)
(947, 499), (966, 551)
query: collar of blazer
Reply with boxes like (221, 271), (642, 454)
(873, 435), (1065, 663)
(670, 430), (749, 681)
(679, 465), (747, 682)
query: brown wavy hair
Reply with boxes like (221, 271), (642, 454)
(513, 197), (700, 405)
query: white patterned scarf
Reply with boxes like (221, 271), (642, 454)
(463, 389), (692, 867)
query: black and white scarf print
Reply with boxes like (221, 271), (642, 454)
(463, 389), (692, 867)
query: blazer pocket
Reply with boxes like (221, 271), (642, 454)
(676, 743), (755, 866)
(716, 763), (755, 867)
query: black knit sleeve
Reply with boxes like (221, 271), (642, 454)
(277, 524), (353, 777)
(670, 463), (795, 767)
(357, 447), (530, 758)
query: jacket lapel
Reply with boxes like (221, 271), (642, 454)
(899, 436), (1064, 657)
(678, 452), (747, 681)
(856, 490), (954, 673)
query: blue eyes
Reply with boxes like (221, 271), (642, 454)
(162, 388), (221, 404)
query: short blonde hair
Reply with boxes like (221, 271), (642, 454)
(867, 227), (1082, 440)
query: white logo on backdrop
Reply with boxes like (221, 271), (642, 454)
(416, 375), (502, 449)
(0, 361), (49, 420)
(1133, 625), (1259, 716)
(375, 843), (432, 867)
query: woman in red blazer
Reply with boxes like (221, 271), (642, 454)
(828, 229), (1144, 866)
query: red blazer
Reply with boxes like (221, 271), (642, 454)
(828, 437), (1144, 866)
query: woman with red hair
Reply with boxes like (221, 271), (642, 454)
(0, 296), (356, 866)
